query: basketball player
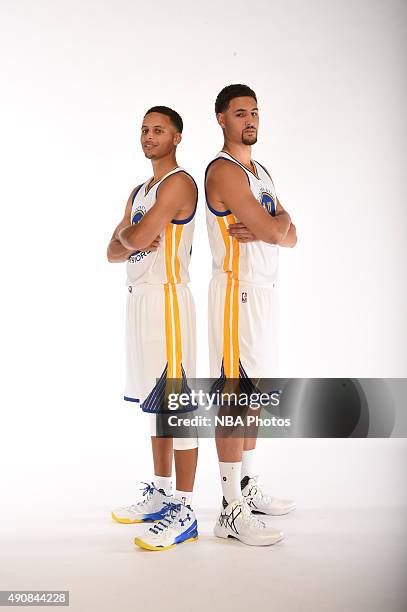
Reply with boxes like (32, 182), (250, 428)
(107, 106), (199, 551)
(205, 85), (297, 546)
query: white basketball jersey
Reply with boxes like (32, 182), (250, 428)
(126, 167), (197, 286)
(205, 151), (279, 285)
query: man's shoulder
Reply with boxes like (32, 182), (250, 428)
(166, 169), (196, 187)
(206, 156), (247, 183)
(159, 169), (197, 197)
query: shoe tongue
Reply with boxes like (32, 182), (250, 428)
(240, 475), (250, 490)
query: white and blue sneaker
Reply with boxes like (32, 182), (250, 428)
(214, 499), (284, 546)
(111, 482), (171, 524)
(241, 475), (296, 516)
(134, 501), (198, 551)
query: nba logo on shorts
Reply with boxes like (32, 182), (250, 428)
(241, 291), (247, 303)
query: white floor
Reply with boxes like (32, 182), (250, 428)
(1, 506), (406, 612)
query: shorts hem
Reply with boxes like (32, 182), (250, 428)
(124, 396), (140, 403)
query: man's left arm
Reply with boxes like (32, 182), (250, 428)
(228, 197), (297, 247)
(118, 174), (196, 251)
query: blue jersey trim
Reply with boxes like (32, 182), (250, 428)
(254, 160), (272, 180)
(171, 172), (198, 224)
(131, 183), (143, 207)
(154, 170), (198, 225)
(124, 396), (140, 403)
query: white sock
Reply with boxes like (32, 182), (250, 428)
(219, 461), (243, 505)
(153, 475), (172, 496)
(241, 449), (256, 481)
(174, 490), (193, 507)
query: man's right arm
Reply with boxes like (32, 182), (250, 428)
(207, 161), (291, 245)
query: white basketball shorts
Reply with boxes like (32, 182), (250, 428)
(208, 273), (279, 380)
(124, 282), (196, 413)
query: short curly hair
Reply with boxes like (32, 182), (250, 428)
(215, 84), (257, 114)
(144, 105), (183, 133)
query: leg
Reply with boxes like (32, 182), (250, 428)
(111, 417), (174, 524)
(174, 447), (198, 506)
(174, 447), (198, 492)
(243, 405), (261, 452)
(213, 409), (284, 547)
(134, 440), (200, 551)
(216, 402), (245, 504)
(241, 405), (261, 480)
(151, 436), (173, 477)
(173, 433), (198, 506)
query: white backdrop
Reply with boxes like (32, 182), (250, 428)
(1, 0), (406, 518)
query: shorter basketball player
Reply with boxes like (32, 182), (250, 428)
(206, 85), (297, 546)
(107, 106), (199, 551)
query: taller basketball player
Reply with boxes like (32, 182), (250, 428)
(205, 85), (297, 546)
(107, 106), (199, 551)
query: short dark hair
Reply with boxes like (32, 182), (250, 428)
(144, 105), (183, 133)
(215, 84), (257, 114)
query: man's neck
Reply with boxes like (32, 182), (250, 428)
(150, 154), (178, 181)
(222, 142), (252, 169)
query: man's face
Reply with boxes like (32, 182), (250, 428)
(217, 96), (259, 145)
(140, 112), (181, 159)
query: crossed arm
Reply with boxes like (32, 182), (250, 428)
(106, 186), (147, 263)
(207, 160), (297, 247)
(228, 198), (297, 247)
(107, 174), (196, 263)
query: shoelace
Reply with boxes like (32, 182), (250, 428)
(246, 475), (274, 505)
(127, 482), (156, 512)
(220, 501), (266, 531)
(149, 502), (181, 534)
(241, 500), (266, 529)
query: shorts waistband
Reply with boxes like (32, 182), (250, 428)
(210, 273), (277, 289)
(127, 282), (189, 294)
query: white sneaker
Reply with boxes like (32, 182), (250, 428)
(134, 501), (198, 551)
(214, 499), (284, 546)
(241, 475), (296, 516)
(111, 482), (172, 524)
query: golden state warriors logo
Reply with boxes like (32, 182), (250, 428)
(132, 205), (146, 225)
(260, 192), (276, 217)
(129, 205), (150, 262)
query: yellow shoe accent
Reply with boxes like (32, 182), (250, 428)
(111, 512), (158, 524)
(134, 536), (198, 551)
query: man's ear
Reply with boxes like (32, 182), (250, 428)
(216, 112), (225, 129)
(174, 132), (182, 145)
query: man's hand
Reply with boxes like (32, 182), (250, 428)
(227, 222), (258, 243)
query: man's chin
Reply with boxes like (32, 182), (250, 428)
(242, 136), (257, 145)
